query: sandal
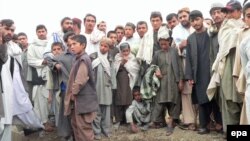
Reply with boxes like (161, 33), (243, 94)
(166, 127), (174, 136)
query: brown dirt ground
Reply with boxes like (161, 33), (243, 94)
(14, 124), (225, 141)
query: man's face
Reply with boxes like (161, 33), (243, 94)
(211, 9), (225, 24)
(190, 17), (204, 31)
(116, 29), (124, 42)
(18, 35), (28, 48)
(36, 28), (47, 40)
(124, 26), (134, 39)
(1, 23), (15, 42)
(150, 17), (162, 31)
(178, 11), (190, 27)
(244, 8), (250, 26)
(167, 16), (179, 29)
(84, 16), (96, 32)
(136, 23), (148, 38)
(62, 19), (73, 33)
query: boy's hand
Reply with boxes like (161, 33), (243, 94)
(55, 63), (61, 70)
(155, 70), (163, 79)
(178, 80), (184, 92)
(121, 58), (128, 65)
(188, 80), (194, 87)
(70, 94), (75, 101)
(179, 40), (187, 50)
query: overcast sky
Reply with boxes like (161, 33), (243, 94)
(0, 0), (240, 41)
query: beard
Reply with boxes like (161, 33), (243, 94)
(63, 28), (73, 33)
(181, 21), (190, 28)
(3, 35), (12, 43)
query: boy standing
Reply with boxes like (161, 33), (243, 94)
(64, 35), (98, 141)
(90, 38), (113, 140)
(151, 26), (183, 136)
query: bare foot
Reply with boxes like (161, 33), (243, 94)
(131, 123), (139, 133)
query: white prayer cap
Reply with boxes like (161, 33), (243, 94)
(157, 25), (170, 41)
(210, 2), (224, 14)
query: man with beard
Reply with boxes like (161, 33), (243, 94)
(172, 7), (196, 131)
(207, 0), (244, 137)
(27, 24), (54, 132)
(207, 2), (225, 132)
(43, 17), (73, 59)
(185, 10), (214, 134)
(0, 19), (44, 141)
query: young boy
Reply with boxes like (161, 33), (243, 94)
(113, 42), (140, 129)
(90, 37), (113, 140)
(151, 27), (183, 136)
(126, 86), (151, 133)
(64, 35), (98, 141)
(107, 30), (119, 59)
(46, 42), (64, 127)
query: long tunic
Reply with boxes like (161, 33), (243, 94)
(240, 35), (250, 123)
(115, 65), (132, 106)
(193, 31), (210, 104)
(151, 48), (182, 104)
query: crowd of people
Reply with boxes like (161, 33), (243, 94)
(1, 0), (250, 141)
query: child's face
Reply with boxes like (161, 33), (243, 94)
(159, 39), (170, 50)
(100, 42), (109, 54)
(133, 91), (142, 102)
(70, 40), (85, 55)
(52, 45), (63, 56)
(108, 33), (117, 47)
(121, 47), (130, 57)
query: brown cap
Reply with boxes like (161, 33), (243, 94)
(72, 18), (82, 25)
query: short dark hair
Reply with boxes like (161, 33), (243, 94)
(125, 22), (136, 31)
(63, 31), (76, 43)
(51, 42), (63, 50)
(166, 13), (178, 21)
(107, 30), (117, 38)
(83, 13), (96, 23)
(0, 19), (14, 27)
(136, 21), (148, 29)
(17, 32), (27, 38)
(189, 10), (203, 20)
(150, 11), (163, 21)
(71, 35), (87, 46)
(61, 17), (71, 26)
(132, 86), (140, 94)
(114, 25), (124, 32)
(36, 24), (47, 32)
(243, 2), (250, 17)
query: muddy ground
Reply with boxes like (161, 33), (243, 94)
(14, 124), (225, 141)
